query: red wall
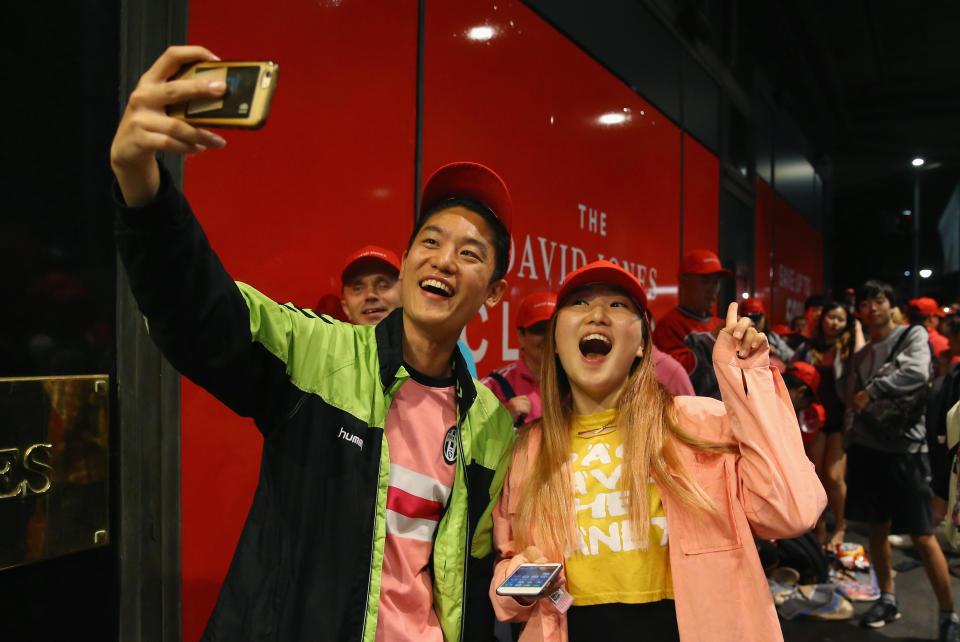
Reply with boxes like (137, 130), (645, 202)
(424, 0), (683, 372)
(183, 2), (418, 638)
(767, 182), (824, 325)
(682, 134), (720, 256)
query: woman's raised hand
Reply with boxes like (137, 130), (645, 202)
(723, 302), (769, 359)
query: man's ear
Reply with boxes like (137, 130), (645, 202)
(340, 299), (353, 323)
(484, 278), (509, 308)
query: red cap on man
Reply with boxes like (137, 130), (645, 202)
(340, 245), (401, 286)
(420, 162), (513, 232)
(558, 260), (648, 311)
(678, 249), (732, 278)
(908, 297), (946, 318)
(741, 297), (766, 316)
(516, 292), (557, 329)
(771, 323), (794, 336)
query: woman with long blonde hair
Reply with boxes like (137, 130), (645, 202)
(489, 261), (825, 641)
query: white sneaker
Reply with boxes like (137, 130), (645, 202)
(888, 534), (910, 548)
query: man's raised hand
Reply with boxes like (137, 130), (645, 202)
(110, 46), (229, 207)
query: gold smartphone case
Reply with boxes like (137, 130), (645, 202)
(168, 61), (279, 130)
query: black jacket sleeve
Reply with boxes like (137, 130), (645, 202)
(114, 161), (295, 432)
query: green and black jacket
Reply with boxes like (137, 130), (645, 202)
(114, 165), (515, 642)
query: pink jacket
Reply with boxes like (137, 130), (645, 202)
(489, 334), (826, 641)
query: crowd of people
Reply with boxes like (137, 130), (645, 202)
(110, 47), (960, 642)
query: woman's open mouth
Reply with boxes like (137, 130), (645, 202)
(579, 333), (612, 362)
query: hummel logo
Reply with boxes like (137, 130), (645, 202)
(337, 427), (364, 450)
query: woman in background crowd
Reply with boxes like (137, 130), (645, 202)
(794, 301), (865, 546)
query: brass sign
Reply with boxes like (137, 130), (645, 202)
(0, 375), (110, 571)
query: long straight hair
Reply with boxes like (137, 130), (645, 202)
(513, 306), (737, 557)
(812, 301), (855, 361)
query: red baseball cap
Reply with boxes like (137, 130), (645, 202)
(679, 249), (732, 278)
(420, 162), (513, 232)
(908, 297), (946, 318)
(516, 292), (557, 329)
(340, 245), (401, 286)
(771, 323), (794, 336)
(787, 361), (821, 396)
(741, 297), (766, 315)
(557, 260), (648, 311)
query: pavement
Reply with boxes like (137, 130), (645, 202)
(783, 525), (960, 642)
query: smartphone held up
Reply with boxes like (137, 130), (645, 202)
(168, 61), (279, 129)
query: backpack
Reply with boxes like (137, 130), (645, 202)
(857, 326), (930, 441)
(775, 532), (830, 585)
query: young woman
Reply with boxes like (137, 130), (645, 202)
(490, 261), (825, 641)
(794, 301), (865, 546)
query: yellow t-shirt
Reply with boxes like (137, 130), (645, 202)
(564, 409), (673, 606)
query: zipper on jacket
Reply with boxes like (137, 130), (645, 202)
(455, 416), (469, 642)
(359, 466), (381, 642)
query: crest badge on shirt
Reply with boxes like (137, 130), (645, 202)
(442, 426), (458, 465)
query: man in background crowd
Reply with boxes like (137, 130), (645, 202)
(483, 291), (555, 425)
(653, 248), (728, 398)
(843, 280), (957, 640)
(339, 245), (402, 325)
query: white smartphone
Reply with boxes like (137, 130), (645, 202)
(495, 563), (563, 597)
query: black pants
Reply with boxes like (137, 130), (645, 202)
(567, 600), (679, 641)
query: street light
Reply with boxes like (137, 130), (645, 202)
(911, 158), (924, 296)
(919, 269), (933, 279)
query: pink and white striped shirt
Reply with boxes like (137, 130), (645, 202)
(376, 372), (457, 642)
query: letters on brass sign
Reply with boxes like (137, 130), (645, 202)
(0, 375), (110, 571)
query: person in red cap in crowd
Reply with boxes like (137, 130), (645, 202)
(339, 245), (402, 325)
(907, 296), (951, 363)
(784, 361), (824, 439)
(483, 292), (556, 425)
(109, 45), (517, 642)
(740, 297), (794, 365)
(653, 248), (730, 398)
(489, 260), (824, 642)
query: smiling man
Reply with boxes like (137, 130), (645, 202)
(339, 245), (402, 325)
(109, 46), (515, 642)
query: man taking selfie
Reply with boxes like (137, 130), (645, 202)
(111, 46), (515, 642)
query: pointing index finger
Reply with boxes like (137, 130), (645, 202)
(725, 302), (739, 329)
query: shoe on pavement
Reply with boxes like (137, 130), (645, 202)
(940, 612), (960, 642)
(860, 599), (901, 628)
(888, 534), (910, 548)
